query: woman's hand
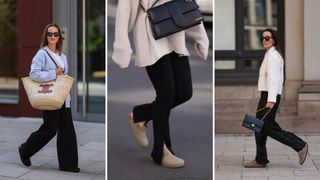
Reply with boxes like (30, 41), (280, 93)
(266, 102), (275, 109)
(56, 67), (63, 75)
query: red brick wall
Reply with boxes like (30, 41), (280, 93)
(0, 0), (53, 117)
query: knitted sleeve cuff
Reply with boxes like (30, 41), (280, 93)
(267, 91), (277, 103)
(194, 42), (209, 60)
(112, 48), (132, 68)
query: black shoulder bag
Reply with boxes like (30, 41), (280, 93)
(139, 0), (204, 40)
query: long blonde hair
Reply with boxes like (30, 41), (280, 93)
(40, 23), (63, 55)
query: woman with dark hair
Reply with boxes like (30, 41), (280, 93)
(18, 23), (80, 173)
(244, 29), (308, 168)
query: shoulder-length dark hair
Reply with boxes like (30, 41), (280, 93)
(40, 23), (63, 55)
(262, 28), (285, 84)
(261, 28), (282, 56)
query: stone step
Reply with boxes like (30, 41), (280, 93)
(215, 99), (297, 115)
(216, 116), (320, 134)
(215, 111), (320, 134)
(215, 100), (302, 133)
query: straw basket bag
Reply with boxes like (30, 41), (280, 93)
(22, 48), (74, 110)
(21, 75), (74, 110)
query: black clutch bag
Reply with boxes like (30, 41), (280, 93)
(242, 114), (264, 133)
(242, 107), (271, 133)
(140, 0), (204, 40)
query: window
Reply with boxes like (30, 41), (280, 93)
(77, 0), (105, 115)
(215, 0), (235, 50)
(0, 0), (18, 103)
(215, 0), (284, 84)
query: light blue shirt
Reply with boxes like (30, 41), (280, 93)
(29, 46), (71, 108)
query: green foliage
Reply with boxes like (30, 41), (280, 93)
(0, 0), (18, 77)
(88, 18), (105, 52)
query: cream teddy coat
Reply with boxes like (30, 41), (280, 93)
(112, 0), (210, 68)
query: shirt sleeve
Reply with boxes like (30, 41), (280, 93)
(266, 52), (282, 102)
(185, 22), (210, 60)
(29, 50), (57, 82)
(62, 54), (68, 75)
(112, 0), (139, 68)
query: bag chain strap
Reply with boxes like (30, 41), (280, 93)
(254, 106), (272, 121)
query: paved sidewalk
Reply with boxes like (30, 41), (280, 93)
(0, 116), (105, 180)
(216, 134), (320, 180)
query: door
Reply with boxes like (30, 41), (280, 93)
(54, 0), (105, 122)
(77, 0), (105, 122)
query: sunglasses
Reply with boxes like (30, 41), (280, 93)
(47, 32), (60, 37)
(260, 36), (272, 42)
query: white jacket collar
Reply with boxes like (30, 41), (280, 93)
(266, 46), (276, 54)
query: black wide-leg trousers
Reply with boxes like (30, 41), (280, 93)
(133, 52), (193, 164)
(255, 91), (306, 164)
(20, 105), (78, 168)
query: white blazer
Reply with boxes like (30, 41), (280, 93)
(258, 46), (284, 102)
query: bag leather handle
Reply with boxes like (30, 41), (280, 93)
(43, 48), (59, 69)
(140, 0), (160, 12)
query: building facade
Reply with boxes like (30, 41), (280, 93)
(0, 0), (105, 122)
(216, 0), (320, 133)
